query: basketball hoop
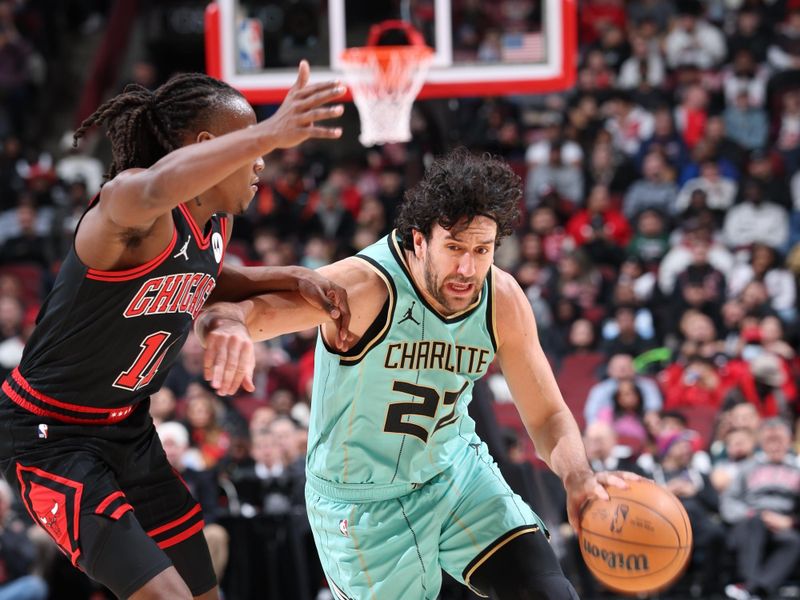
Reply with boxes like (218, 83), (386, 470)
(340, 20), (434, 146)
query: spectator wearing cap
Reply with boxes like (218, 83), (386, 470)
(648, 430), (726, 598)
(664, 0), (726, 71)
(584, 353), (663, 425)
(723, 179), (789, 250)
(721, 418), (800, 600)
(623, 151), (678, 219)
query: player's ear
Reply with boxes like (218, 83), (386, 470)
(412, 229), (425, 259)
(195, 131), (216, 144)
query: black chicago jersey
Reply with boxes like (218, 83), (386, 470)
(3, 202), (227, 423)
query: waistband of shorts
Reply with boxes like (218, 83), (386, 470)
(306, 470), (419, 502)
(2, 368), (139, 425)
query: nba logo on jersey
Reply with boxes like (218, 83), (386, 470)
(37, 424), (48, 439)
(338, 519), (349, 537)
(237, 18), (264, 72)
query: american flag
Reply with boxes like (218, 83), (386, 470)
(501, 32), (545, 62)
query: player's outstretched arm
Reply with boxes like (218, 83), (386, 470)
(210, 262), (351, 349)
(195, 257), (387, 394)
(493, 268), (634, 534)
(99, 61), (345, 230)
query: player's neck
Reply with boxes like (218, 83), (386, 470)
(182, 196), (217, 230)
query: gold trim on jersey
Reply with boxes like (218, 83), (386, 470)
(490, 267), (499, 351)
(390, 232), (484, 321)
(337, 257), (396, 364)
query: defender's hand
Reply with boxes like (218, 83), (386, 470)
(297, 269), (353, 351)
(260, 60), (346, 148)
(203, 318), (256, 396)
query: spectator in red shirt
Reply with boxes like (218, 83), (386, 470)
(566, 184), (631, 267)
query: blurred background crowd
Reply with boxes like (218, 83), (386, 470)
(3, 0), (800, 599)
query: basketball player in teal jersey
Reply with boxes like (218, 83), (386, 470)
(197, 148), (633, 599)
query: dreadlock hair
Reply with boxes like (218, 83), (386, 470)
(396, 147), (521, 250)
(73, 73), (245, 180)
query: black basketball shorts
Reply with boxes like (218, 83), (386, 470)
(0, 394), (217, 599)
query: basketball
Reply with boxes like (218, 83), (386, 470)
(579, 478), (693, 595)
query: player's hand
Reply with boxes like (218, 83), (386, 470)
(260, 60), (346, 148)
(296, 269), (353, 351)
(566, 470), (639, 536)
(203, 317), (256, 396)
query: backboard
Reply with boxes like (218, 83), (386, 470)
(205, 0), (576, 104)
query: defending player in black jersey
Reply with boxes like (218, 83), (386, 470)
(0, 62), (347, 600)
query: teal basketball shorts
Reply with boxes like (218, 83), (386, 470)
(305, 441), (549, 600)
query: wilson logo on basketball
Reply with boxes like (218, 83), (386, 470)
(582, 538), (650, 572)
(123, 273), (216, 319)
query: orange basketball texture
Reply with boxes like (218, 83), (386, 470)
(579, 478), (693, 595)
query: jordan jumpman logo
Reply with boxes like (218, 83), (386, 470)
(173, 235), (191, 260)
(398, 301), (420, 325)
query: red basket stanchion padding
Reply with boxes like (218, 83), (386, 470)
(340, 21), (434, 146)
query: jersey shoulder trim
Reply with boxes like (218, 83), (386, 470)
(85, 226), (178, 282)
(486, 267), (498, 352)
(319, 255), (396, 366)
(387, 230), (485, 324)
(177, 203), (213, 249)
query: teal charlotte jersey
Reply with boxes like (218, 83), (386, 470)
(305, 232), (547, 600)
(307, 230), (499, 496)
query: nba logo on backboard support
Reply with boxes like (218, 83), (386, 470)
(237, 18), (263, 72)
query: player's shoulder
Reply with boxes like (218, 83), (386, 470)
(320, 256), (390, 302)
(491, 266), (536, 341)
(491, 266), (527, 307)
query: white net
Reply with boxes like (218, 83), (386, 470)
(340, 46), (434, 146)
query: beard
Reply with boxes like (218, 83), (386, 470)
(423, 252), (482, 314)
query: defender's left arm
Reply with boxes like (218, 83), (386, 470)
(208, 218), (350, 339)
(493, 268), (631, 532)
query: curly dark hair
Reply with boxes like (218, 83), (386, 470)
(396, 147), (521, 249)
(73, 73), (245, 180)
